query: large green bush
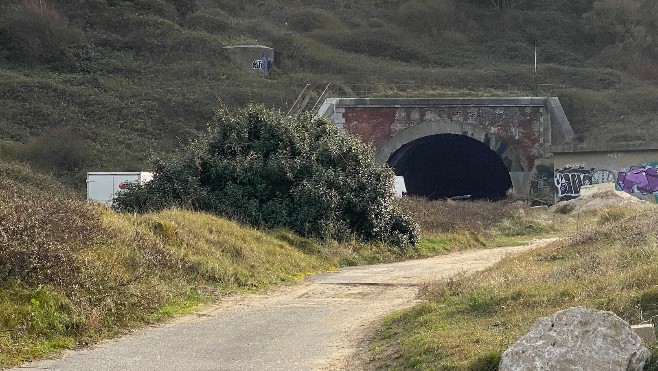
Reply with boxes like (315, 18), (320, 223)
(114, 105), (419, 247)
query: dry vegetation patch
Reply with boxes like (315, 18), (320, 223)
(372, 205), (658, 370)
(0, 170), (334, 367)
(0, 166), (445, 367)
(397, 197), (568, 251)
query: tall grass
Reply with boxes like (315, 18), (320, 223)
(397, 197), (567, 250)
(371, 204), (658, 370)
(0, 163), (451, 367)
(0, 169), (334, 367)
(0, 161), (588, 367)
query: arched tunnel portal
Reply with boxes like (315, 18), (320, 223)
(387, 134), (513, 200)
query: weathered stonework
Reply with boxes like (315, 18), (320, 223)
(319, 97), (658, 203)
(318, 98), (573, 200)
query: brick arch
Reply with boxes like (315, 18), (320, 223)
(318, 97), (577, 202)
(375, 119), (524, 173)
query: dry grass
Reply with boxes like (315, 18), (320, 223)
(2, 162), (634, 368)
(0, 168), (333, 367)
(0, 163), (432, 368)
(372, 204), (658, 370)
(397, 197), (570, 250)
(397, 197), (526, 235)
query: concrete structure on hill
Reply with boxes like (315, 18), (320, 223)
(223, 45), (274, 76)
(318, 97), (658, 204)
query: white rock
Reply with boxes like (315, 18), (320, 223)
(499, 307), (651, 371)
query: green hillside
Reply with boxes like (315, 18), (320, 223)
(1, 0), (658, 189)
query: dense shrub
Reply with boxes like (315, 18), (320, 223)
(3, 0), (658, 193)
(23, 126), (93, 174)
(582, 0), (658, 75)
(114, 105), (419, 247)
(396, 0), (458, 36)
(184, 8), (231, 33)
(310, 28), (432, 64)
(169, 0), (198, 17)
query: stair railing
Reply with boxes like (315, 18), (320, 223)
(310, 83), (331, 113)
(286, 84), (310, 116)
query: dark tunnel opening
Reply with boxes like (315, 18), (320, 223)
(387, 134), (513, 201)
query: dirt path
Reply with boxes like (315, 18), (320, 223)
(16, 240), (554, 371)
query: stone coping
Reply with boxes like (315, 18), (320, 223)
(331, 97), (549, 107)
(549, 142), (658, 153)
(223, 45), (273, 50)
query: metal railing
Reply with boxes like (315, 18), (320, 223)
(286, 82), (568, 114)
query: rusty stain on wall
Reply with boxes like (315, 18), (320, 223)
(343, 108), (397, 148)
(341, 105), (544, 173)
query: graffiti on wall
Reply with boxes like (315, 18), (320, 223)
(591, 169), (617, 184)
(554, 166), (617, 201)
(530, 164), (554, 201)
(555, 166), (593, 201)
(554, 163), (658, 202)
(616, 164), (658, 200)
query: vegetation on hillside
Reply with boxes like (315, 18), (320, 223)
(0, 164), (332, 367)
(2, 0), (658, 367)
(0, 158), (565, 368)
(114, 105), (419, 246)
(371, 204), (658, 370)
(1, 0), (658, 189)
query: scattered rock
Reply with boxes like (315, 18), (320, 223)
(499, 307), (651, 371)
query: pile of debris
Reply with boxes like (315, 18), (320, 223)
(551, 184), (651, 214)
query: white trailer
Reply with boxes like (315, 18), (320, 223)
(86, 172), (153, 206)
(393, 176), (407, 198)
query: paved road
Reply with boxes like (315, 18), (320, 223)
(15, 241), (553, 371)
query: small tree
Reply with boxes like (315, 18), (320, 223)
(114, 105), (419, 247)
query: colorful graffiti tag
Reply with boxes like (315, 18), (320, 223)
(554, 166), (617, 201)
(616, 165), (658, 200)
(554, 163), (658, 202)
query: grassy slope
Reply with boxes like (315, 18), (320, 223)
(1, 0), (658, 189)
(0, 160), (459, 367)
(2, 0), (658, 367)
(371, 204), (658, 370)
(0, 161), (333, 367)
(0, 158), (564, 368)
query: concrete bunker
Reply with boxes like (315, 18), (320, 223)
(387, 134), (513, 200)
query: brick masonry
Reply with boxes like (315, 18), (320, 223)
(318, 97), (572, 200)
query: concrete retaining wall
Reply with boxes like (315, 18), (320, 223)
(550, 143), (658, 202)
(319, 97), (658, 204)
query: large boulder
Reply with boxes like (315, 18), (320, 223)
(499, 307), (651, 371)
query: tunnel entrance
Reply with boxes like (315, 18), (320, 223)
(387, 134), (513, 200)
